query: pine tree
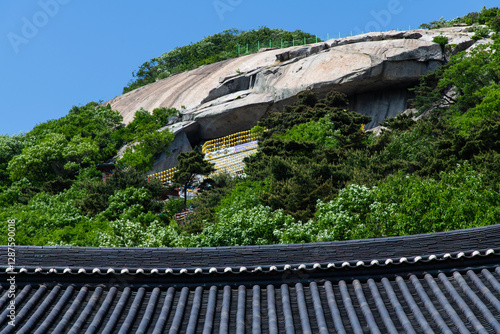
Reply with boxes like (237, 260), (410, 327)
(173, 149), (215, 208)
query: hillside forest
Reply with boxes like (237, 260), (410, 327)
(1, 8), (500, 247)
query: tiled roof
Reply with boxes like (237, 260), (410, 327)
(1, 225), (500, 333)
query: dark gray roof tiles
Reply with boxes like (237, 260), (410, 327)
(1, 224), (500, 333)
(1, 248), (498, 278)
(2, 269), (500, 333)
(3, 224), (499, 270)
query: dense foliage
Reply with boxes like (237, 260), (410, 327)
(123, 27), (318, 93)
(172, 149), (215, 208)
(243, 91), (370, 221)
(420, 6), (499, 31)
(1, 11), (500, 247)
(278, 163), (499, 243)
(117, 107), (176, 171)
(174, 20), (500, 246)
(0, 102), (174, 246)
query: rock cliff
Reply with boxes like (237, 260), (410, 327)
(107, 27), (477, 143)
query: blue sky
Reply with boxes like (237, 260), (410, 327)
(0, 0), (497, 135)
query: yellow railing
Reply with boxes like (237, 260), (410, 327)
(206, 142), (258, 176)
(211, 161), (246, 176)
(202, 130), (258, 154)
(150, 130), (260, 183)
(148, 167), (177, 183)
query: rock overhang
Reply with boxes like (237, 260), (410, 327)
(106, 27), (477, 140)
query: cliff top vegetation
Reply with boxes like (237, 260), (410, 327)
(1, 9), (500, 247)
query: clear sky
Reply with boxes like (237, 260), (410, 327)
(0, 0), (497, 135)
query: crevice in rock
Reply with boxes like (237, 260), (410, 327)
(201, 69), (263, 105)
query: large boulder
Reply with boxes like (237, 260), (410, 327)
(106, 27), (478, 140)
(148, 121), (198, 174)
(148, 130), (192, 176)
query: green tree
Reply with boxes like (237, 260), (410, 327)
(152, 107), (179, 125)
(117, 107), (175, 171)
(189, 204), (294, 246)
(478, 6), (499, 24)
(453, 84), (500, 131)
(438, 42), (500, 113)
(4, 102), (124, 187)
(275, 163), (500, 244)
(123, 28), (319, 93)
(491, 15), (500, 32)
(245, 91), (368, 221)
(62, 135), (100, 171)
(182, 172), (236, 233)
(118, 130), (174, 171)
(418, 7), (499, 29)
(366, 162), (500, 236)
(98, 220), (178, 247)
(173, 149), (215, 208)
(279, 116), (340, 148)
(0, 134), (27, 186)
(0, 182), (92, 246)
(51, 102), (123, 161)
(7, 133), (67, 182)
(183, 180), (295, 246)
(0, 178), (37, 206)
(7, 133), (102, 183)
(79, 167), (164, 216)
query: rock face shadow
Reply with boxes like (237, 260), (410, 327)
(107, 27), (477, 158)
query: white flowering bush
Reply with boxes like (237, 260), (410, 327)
(373, 162), (500, 235)
(187, 204), (295, 246)
(314, 184), (374, 240)
(100, 186), (152, 220)
(275, 219), (319, 244)
(98, 219), (179, 247)
(0, 183), (90, 245)
(183, 180), (295, 246)
(28, 191), (84, 229)
(282, 162), (500, 242)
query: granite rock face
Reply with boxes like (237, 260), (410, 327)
(107, 27), (477, 140)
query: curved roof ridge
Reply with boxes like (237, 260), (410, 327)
(2, 224), (499, 270)
(2, 225), (500, 333)
(8, 223), (499, 251)
(3, 248), (498, 277)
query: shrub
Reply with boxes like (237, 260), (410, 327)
(80, 167), (164, 216)
(472, 25), (491, 40)
(279, 116), (341, 148)
(163, 198), (185, 219)
(313, 184), (374, 240)
(99, 187), (153, 220)
(370, 162), (500, 235)
(187, 205), (294, 246)
(452, 84), (500, 132)
(179, 180), (297, 247)
(0, 134), (27, 186)
(432, 35), (449, 46)
(0, 178), (36, 206)
(284, 163), (500, 243)
(98, 220), (179, 247)
(490, 16), (500, 32)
